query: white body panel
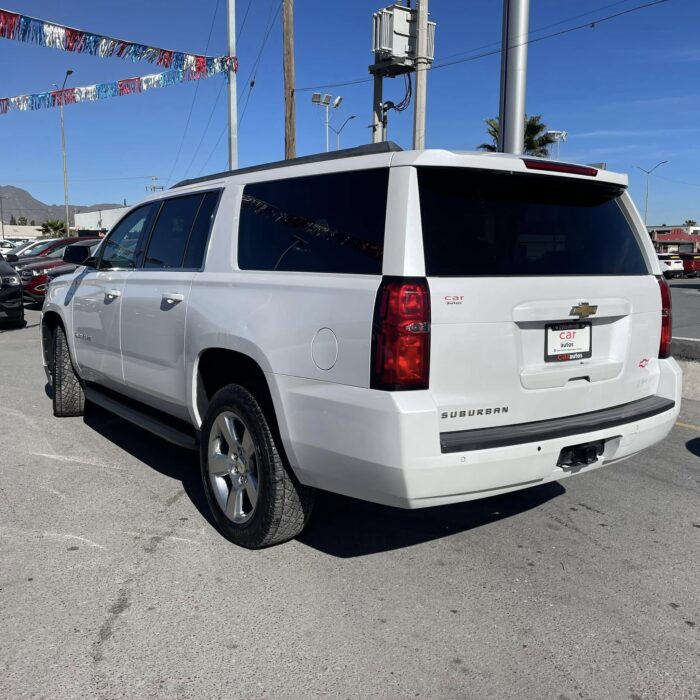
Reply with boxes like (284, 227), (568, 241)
(71, 270), (129, 386)
(120, 270), (194, 420)
(42, 149), (682, 509)
(267, 359), (680, 507)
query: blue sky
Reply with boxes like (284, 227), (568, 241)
(0, 0), (698, 225)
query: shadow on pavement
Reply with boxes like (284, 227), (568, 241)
(298, 481), (565, 558)
(686, 438), (700, 458)
(83, 403), (215, 528)
(82, 402), (566, 555)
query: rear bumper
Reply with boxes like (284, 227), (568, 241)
(270, 358), (682, 509)
(440, 395), (675, 453)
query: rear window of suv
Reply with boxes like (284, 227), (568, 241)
(238, 169), (389, 274)
(418, 168), (649, 276)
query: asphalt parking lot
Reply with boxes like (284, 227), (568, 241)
(1, 308), (699, 700)
(670, 277), (700, 341)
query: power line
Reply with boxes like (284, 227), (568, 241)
(296, 0), (671, 92)
(179, 79), (226, 180)
(237, 0), (254, 41)
(183, 0), (280, 180)
(651, 173), (700, 189)
(433, 0), (671, 72)
(238, 0), (283, 125)
(295, 76), (372, 93)
(196, 0), (283, 177)
(438, 0), (642, 62)
(196, 124), (229, 177)
(2, 175), (162, 183)
(165, 0), (220, 184)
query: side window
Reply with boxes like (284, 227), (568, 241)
(238, 169), (389, 274)
(99, 204), (157, 270)
(182, 190), (220, 269)
(143, 194), (203, 269)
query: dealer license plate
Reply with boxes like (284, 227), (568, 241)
(545, 322), (592, 362)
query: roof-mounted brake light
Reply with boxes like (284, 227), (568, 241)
(522, 159), (598, 177)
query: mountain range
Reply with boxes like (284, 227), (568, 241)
(0, 185), (121, 225)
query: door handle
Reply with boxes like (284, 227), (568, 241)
(105, 289), (121, 299)
(162, 292), (185, 305)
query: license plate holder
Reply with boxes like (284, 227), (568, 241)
(545, 322), (592, 362)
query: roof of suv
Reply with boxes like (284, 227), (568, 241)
(172, 142), (628, 191)
(173, 142), (403, 188)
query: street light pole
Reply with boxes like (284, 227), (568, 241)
(227, 0), (238, 170)
(412, 0), (429, 149)
(56, 70), (73, 236)
(0, 195), (6, 241)
(634, 160), (669, 227)
(329, 115), (356, 150)
(311, 94), (342, 153)
(498, 0), (530, 154)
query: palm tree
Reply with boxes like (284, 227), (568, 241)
(683, 219), (697, 227)
(40, 219), (67, 237)
(478, 115), (556, 157)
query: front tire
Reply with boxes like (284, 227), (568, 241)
(52, 325), (85, 417)
(200, 384), (314, 549)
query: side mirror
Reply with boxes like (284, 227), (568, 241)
(83, 256), (98, 269)
(5, 253), (18, 263)
(63, 244), (92, 265)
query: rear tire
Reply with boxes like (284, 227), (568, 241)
(200, 384), (315, 549)
(52, 325), (85, 417)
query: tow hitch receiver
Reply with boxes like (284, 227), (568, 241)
(557, 440), (605, 468)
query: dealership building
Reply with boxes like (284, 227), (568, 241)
(648, 225), (700, 253)
(74, 206), (129, 233)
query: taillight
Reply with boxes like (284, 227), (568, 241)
(657, 275), (672, 359)
(371, 277), (430, 390)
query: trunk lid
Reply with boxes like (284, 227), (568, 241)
(416, 165), (661, 432)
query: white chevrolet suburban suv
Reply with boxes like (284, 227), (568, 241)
(42, 143), (682, 548)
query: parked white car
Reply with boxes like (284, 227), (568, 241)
(657, 253), (684, 279)
(41, 144), (682, 548)
(0, 240), (17, 254)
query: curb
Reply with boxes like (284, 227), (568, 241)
(678, 360), (700, 403)
(671, 338), (700, 401)
(672, 338), (700, 363)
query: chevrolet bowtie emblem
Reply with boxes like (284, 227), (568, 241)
(569, 302), (598, 318)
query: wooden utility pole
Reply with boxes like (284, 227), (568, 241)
(282, 0), (296, 159)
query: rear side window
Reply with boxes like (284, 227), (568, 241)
(144, 195), (202, 269)
(418, 168), (649, 276)
(142, 191), (219, 269)
(238, 169), (389, 274)
(183, 190), (220, 268)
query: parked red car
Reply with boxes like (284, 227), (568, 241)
(678, 252), (700, 278)
(19, 238), (99, 304)
(6, 236), (95, 270)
